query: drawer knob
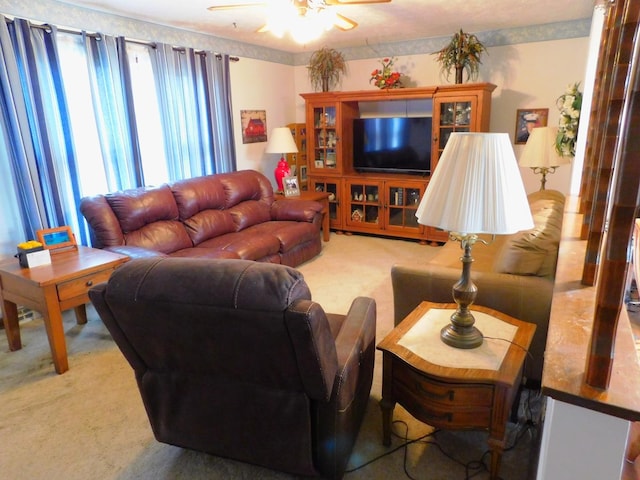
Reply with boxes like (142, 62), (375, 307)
(86, 280), (93, 287)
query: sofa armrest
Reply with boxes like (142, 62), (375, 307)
(104, 245), (168, 259)
(391, 263), (553, 383)
(332, 296), (376, 409)
(271, 199), (322, 223)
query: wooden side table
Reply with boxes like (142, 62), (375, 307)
(0, 246), (128, 374)
(276, 190), (331, 242)
(377, 301), (535, 480)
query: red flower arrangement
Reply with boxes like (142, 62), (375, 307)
(370, 57), (402, 89)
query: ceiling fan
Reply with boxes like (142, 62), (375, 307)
(208, 0), (391, 37)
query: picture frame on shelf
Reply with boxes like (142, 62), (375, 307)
(36, 226), (77, 252)
(283, 176), (300, 197)
(514, 108), (548, 144)
(300, 165), (308, 182)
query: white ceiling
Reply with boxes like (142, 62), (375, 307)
(56, 0), (597, 54)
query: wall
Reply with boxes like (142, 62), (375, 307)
(294, 37), (590, 195)
(0, 0), (592, 254)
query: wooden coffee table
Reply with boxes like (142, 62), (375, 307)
(276, 190), (331, 242)
(377, 301), (535, 480)
(0, 246), (128, 374)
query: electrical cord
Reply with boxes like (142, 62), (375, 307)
(346, 387), (542, 480)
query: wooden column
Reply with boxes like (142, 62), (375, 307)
(581, 0), (628, 285)
(585, 0), (640, 389)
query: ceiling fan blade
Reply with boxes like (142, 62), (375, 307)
(207, 2), (267, 11)
(333, 13), (358, 31)
(325, 0), (391, 5)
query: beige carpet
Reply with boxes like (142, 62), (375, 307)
(0, 233), (540, 480)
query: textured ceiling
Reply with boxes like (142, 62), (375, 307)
(56, 0), (598, 54)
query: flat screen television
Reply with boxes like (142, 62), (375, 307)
(353, 116), (432, 175)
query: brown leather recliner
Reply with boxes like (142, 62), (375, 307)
(89, 257), (376, 479)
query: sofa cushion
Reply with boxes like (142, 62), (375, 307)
(494, 190), (565, 277)
(249, 221), (320, 253)
(106, 185), (178, 232)
(197, 230), (281, 260)
(172, 175), (227, 218)
(182, 210), (237, 245)
(229, 201), (273, 230)
(105, 185), (192, 254)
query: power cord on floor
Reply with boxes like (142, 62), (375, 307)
(346, 387), (542, 480)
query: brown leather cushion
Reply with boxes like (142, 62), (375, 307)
(106, 185), (178, 232)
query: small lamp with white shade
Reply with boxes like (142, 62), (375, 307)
(518, 126), (571, 191)
(265, 127), (298, 192)
(416, 132), (534, 349)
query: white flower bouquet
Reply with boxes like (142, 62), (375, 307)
(555, 82), (583, 157)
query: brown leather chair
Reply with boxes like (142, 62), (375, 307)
(89, 257), (376, 479)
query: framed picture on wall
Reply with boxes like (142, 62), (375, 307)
(514, 108), (549, 144)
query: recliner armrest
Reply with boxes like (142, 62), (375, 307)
(332, 296), (376, 410)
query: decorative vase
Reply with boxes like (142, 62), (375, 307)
(274, 158), (291, 192)
(455, 66), (464, 84)
(321, 76), (329, 92)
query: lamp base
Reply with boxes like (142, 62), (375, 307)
(440, 322), (483, 349)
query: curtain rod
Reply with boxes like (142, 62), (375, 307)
(4, 16), (239, 61)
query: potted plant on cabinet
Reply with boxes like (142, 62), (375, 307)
(433, 29), (486, 84)
(307, 47), (347, 92)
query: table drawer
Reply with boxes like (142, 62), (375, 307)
(394, 361), (493, 407)
(398, 386), (492, 429)
(57, 268), (114, 301)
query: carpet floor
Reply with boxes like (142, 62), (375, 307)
(0, 233), (541, 480)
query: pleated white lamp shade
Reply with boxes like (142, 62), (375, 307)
(416, 132), (534, 235)
(519, 126), (571, 168)
(265, 127), (298, 154)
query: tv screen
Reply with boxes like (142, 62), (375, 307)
(353, 117), (432, 175)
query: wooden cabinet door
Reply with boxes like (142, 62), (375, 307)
(308, 102), (340, 174)
(309, 177), (343, 230)
(432, 96), (477, 171)
(345, 179), (382, 229)
(384, 181), (425, 235)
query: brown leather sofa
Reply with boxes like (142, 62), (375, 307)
(391, 189), (565, 385)
(80, 169), (323, 267)
(89, 257), (377, 479)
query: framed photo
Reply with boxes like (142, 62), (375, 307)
(515, 108), (549, 144)
(36, 226), (77, 251)
(283, 176), (300, 197)
(240, 109), (267, 144)
(300, 165), (308, 182)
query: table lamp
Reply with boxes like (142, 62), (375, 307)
(265, 127), (298, 192)
(416, 132), (534, 349)
(518, 126), (570, 190)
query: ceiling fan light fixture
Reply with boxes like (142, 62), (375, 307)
(333, 12), (357, 30)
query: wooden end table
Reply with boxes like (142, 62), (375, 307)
(276, 190), (330, 242)
(0, 246), (128, 374)
(377, 301), (536, 480)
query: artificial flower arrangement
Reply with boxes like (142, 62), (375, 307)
(555, 82), (583, 157)
(370, 57), (402, 89)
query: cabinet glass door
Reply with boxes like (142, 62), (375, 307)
(433, 97), (477, 170)
(386, 185), (423, 232)
(346, 181), (380, 228)
(311, 179), (341, 229)
(312, 105), (338, 171)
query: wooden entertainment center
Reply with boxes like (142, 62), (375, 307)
(300, 83), (496, 243)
